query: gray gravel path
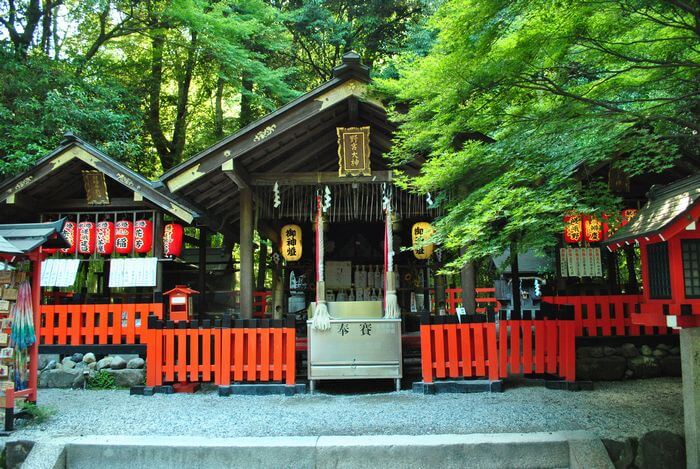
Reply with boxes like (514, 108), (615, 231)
(5, 378), (683, 442)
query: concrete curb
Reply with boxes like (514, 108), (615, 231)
(20, 431), (613, 469)
(412, 380), (503, 394)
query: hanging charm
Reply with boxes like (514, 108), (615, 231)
(273, 181), (281, 208)
(426, 192), (433, 207)
(323, 185), (332, 213)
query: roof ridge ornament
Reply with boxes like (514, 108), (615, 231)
(332, 51), (371, 82)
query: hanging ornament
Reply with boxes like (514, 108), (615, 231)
(273, 181), (281, 208)
(77, 221), (96, 255)
(534, 278), (541, 298)
(115, 220), (133, 255)
(59, 221), (77, 254)
(563, 214), (582, 244)
(426, 192), (433, 206)
(134, 219), (154, 254)
(620, 209), (637, 227)
(272, 252), (281, 265)
(411, 222), (435, 259)
(381, 183), (391, 210)
(163, 223), (184, 257)
(323, 185), (332, 213)
(96, 221), (115, 256)
(584, 215), (607, 243)
(280, 224), (302, 261)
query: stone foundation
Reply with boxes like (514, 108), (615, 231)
(576, 342), (681, 381)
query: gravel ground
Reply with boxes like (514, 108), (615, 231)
(3, 378), (683, 443)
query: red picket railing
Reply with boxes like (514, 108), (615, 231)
(419, 314), (577, 384)
(219, 326), (296, 386)
(145, 318), (296, 387)
(420, 319), (499, 383)
(540, 295), (669, 337)
(146, 326), (222, 386)
(498, 318), (576, 382)
(39, 303), (163, 346)
(445, 288), (502, 314)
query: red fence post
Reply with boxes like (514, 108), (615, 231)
(420, 322), (434, 383)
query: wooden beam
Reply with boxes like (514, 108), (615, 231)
(222, 159), (252, 190)
(251, 171), (394, 186)
(41, 197), (153, 211)
(198, 227), (208, 317)
(239, 187), (254, 319)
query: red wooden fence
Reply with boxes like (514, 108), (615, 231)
(39, 303), (163, 346)
(498, 318), (576, 382)
(540, 295), (670, 336)
(219, 326), (296, 386)
(145, 318), (296, 387)
(420, 319), (499, 383)
(420, 314), (577, 384)
(445, 288), (502, 314)
(146, 326), (222, 386)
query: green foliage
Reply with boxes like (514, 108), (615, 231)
(18, 401), (56, 425)
(88, 370), (117, 390)
(378, 0), (699, 270)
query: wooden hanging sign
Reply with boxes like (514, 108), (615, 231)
(337, 126), (371, 177)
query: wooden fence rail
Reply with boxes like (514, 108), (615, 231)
(145, 317), (296, 387)
(420, 316), (499, 383)
(420, 312), (577, 384)
(539, 295), (670, 337)
(498, 314), (576, 382)
(39, 303), (163, 346)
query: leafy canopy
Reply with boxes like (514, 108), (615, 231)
(378, 0), (699, 269)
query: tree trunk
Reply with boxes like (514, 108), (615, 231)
(510, 241), (521, 317)
(4, 0), (43, 57)
(146, 28), (174, 169)
(214, 75), (225, 139)
(239, 73), (254, 127)
(171, 31), (198, 166)
(40, 0), (51, 54)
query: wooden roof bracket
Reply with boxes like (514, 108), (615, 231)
(221, 157), (251, 191)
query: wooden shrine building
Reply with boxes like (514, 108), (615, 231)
(159, 52), (437, 320)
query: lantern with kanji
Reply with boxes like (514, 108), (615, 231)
(96, 221), (115, 255)
(584, 215), (607, 243)
(59, 221), (77, 254)
(77, 221), (96, 255)
(134, 219), (153, 254)
(411, 222), (435, 259)
(280, 224), (302, 261)
(620, 209), (637, 227)
(163, 223), (184, 258)
(115, 220), (133, 255)
(563, 214), (583, 244)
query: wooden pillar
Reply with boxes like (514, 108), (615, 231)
(510, 241), (521, 316)
(153, 212), (164, 302)
(460, 248), (476, 313)
(198, 226), (207, 317)
(625, 246), (639, 293)
(257, 240), (268, 291)
(239, 188), (254, 319)
(271, 260), (284, 319)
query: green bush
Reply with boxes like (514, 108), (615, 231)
(18, 401), (56, 425)
(87, 370), (117, 390)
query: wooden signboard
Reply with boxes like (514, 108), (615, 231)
(82, 170), (110, 205)
(337, 126), (371, 177)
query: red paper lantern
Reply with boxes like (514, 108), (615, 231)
(563, 214), (582, 244)
(115, 220), (133, 255)
(59, 221), (77, 254)
(620, 209), (637, 227)
(77, 221), (96, 255)
(163, 223), (184, 258)
(96, 221), (115, 255)
(583, 215), (607, 243)
(134, 219), (153, 254)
